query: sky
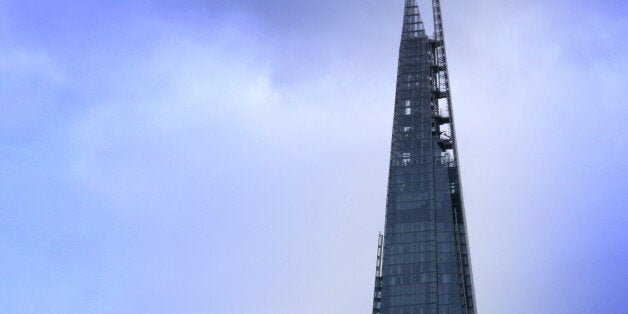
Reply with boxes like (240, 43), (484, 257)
(0, 0), (627, 313)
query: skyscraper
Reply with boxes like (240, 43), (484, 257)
(372, 1), (476, 313)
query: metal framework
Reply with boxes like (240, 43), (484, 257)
(372, 1), (476, 313)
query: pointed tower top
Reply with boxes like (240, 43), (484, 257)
(402, 0), (427, 39)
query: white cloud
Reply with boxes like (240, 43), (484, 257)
(67, 22), (393, 313)
(3, 0), (626, 312)
(0, 47), (68, 135)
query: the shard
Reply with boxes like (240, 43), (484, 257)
(372, 1), (477, 313)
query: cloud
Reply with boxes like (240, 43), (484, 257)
(65, 19), (393, 313)
(2, 0), (626, 313)
(0, 47), (68, 140)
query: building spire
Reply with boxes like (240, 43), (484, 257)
(371, 1), (477, 313)
(402, 0), (427, 39)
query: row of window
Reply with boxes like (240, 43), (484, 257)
(392, 130), (430, 139)
(396, 99), (430, 107)
(389, 174), (439, 186)
(396, 64), (432, 73)
(384, 283), (437, 296)
(384, 272), (437, 286)
(383, 259), (462, 275)
(384, 285), (461, 300)
(396, 75), (430, 84)
(384, 250), (435, 263)
(390, 166), (448, 177)
(391, 150), (434, 160)
(393, 133), (435, 143)
(390, 154), (435, 163)
(386, 221), (457, 234)
(386, 231), (435, 244)
(398, 48), (431, 57)
(387, 187), (447, 197)
(385, 231), (456, 245)
(384, 247), (455, 269)
(383, 263), (436, 276)
(397, 81), (429, 90)
(395, 87), (431, 98)
(382, 293), (438, 307)
(388, 185), (432, 197)
(393, 134), (439, 142)
(384, 254), (437, 266)
(384, 246), (459, 262)
(387, 200), (429, 211)
(399, 38), (430, 48)
(379, 305), (463, 314)
(386, 187), (431, 197)
(388, 183), (432, 193)
(383, 239), (428, 253)
(398, 49), (431, 57)
(390, 191), (431, 203)
(387, 193), (450, 210)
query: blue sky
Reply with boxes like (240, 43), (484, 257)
(1, 0), (627, 313)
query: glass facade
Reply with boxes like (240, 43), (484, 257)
(373, 1), (475, 314)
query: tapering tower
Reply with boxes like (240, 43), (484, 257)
(372, 1), (476, 313)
